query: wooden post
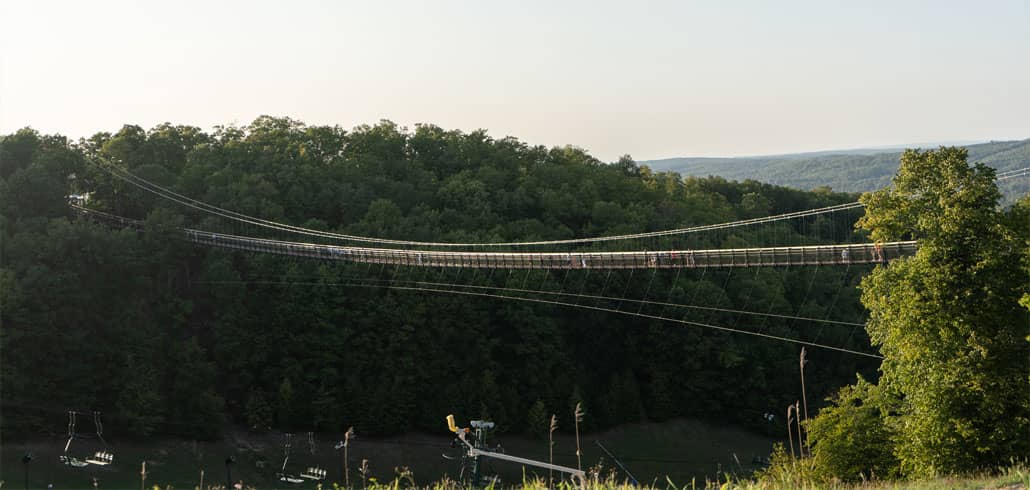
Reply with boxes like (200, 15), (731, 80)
(800, 348), (810, 455)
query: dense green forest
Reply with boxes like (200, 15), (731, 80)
(1, 117), (1023, 480)
(642, 139), (1030, 196)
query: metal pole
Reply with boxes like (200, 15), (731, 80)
(335, 443), (344, 487)
(454, 431), (586, 489)
(595, 441), (638, 485)
(472, 447), (480, 489)
(23, 453), (32, 490)
(225, 456), (234, 489)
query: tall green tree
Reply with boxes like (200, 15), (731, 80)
(854, 147), (1029, 476)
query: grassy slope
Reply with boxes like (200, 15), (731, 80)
(723, 465), (1029, 490)
(0, 418), (775, 489)
(641, 139), (1030, 195)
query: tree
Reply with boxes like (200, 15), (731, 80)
(855, 147), (1029, 477)
(607, 369), (644, 425)
(166, 337), (225, 439)
(277, 377), (295, 430)
(0, 128), (41, 179)
(478, 370), (506, 426)
(116, 354), (165, 436)
(244, 391), (273, 430)
(1009, 195), (1030, 315)
(807, 375), (898, 481)
(2, 133), (82, 220)
(526, 400), (548, 439)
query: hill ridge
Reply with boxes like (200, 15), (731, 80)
(640, 139), (1030, 197)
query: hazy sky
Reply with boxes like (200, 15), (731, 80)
(2, 0), (1028, 161)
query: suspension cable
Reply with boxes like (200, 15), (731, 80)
(89, 158), (864, 247)
(209, 275), (866, 327)
(89, 157), (1027, 249)
(204, 277), (882, 358)
(329, 280), (883, 358)
(996, 166), (1030, 180)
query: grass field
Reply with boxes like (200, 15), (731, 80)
(0, 418), (775, 489)
(721, 463), (1029, 490)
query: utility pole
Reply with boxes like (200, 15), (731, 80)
(225, 456), (235, 489)
(22, 453), (32, 490)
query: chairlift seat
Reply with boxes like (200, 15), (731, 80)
(85, 451), (113, 465)
(301, 467), (327, 480)
(60, 455), (90, 467)
(279, 474), (305, 484)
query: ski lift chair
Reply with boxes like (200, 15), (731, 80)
(60, 411), (114, 468)
(299, 432), (327, 480)
(278, 432), (327, 483)
(60, 411), (86, 467)
(277, 433), (302, 483)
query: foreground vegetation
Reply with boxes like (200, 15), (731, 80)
(747, 454), (1029, 490)
(4, 464), (1026, 490)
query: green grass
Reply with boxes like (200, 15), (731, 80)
(302, 463), (1030, 489)
(712, 462), (1029, 489)
(2, 461), (1026, 489)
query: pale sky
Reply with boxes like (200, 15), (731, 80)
(2, 0), (1028, 161)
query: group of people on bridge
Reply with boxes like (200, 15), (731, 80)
(840, 242), (886, 264)
(565, 250), (698, 269)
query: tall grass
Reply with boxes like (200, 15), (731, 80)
(5, 463), (1029, 489)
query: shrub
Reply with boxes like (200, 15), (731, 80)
(806, 375), (899, 482)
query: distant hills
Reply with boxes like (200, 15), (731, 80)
(640, 139), (1030, 197)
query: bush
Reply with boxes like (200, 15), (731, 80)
(806, 375), (899, 482)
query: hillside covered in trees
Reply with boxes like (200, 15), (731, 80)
(0, 117), (1019, 459)
(642, 139), (1030, 196)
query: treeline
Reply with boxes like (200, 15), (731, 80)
(2, 117), (876, 441)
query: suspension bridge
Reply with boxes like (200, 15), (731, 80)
(74, 204), (915, 269)
(68, 160), (1029, 358)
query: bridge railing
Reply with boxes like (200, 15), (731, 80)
(185, 230), (916, 269)
(72, 205), (917, 269)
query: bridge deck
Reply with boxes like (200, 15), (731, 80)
(193, 231), (915, 269)
(75, 206), (918, 269)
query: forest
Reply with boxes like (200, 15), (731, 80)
(1, 117), (1026, 483)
